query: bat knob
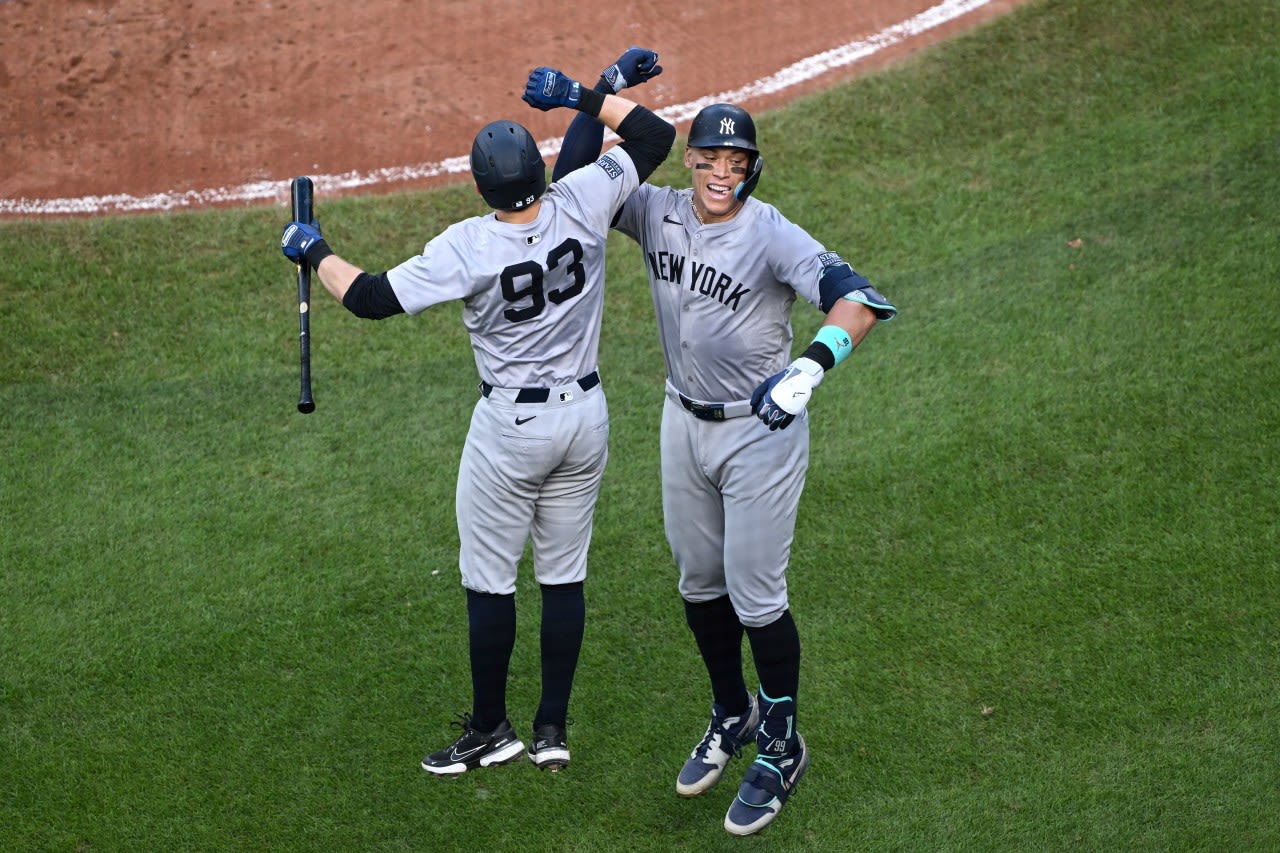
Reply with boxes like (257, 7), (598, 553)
(297, 400), (316, 414)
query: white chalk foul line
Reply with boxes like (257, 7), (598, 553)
(0, 0), (991, 217)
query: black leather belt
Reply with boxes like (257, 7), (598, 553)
(678, 393), (728, 421)
(480, 370), (600, 403)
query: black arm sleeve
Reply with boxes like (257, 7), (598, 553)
(615, 106), (676, 184)
(553, 78), (675, 184)
(341, 272), (405, 320)
(553, 111), (607, 181)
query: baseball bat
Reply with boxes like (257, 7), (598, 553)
(291, 176), (316, 414)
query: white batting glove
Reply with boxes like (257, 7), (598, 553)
(750, 357), (825, 431)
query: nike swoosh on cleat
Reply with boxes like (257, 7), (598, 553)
(515, 416), (536, 425)
(448, 745), (486, 761)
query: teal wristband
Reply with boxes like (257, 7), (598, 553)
(813, 325), (854, 366)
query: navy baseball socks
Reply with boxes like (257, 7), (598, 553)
(420, 714), (525, 776)
(676, 690), (760, 797)
(527, 582), (583, 772)
(723, 689), (809, 836)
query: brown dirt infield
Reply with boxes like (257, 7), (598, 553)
(0, 0), (1031, 216)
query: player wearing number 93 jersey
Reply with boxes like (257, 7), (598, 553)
(279, 63), (674, 775)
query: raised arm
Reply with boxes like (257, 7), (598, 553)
(523, 64), (673, 183)
(520, 48), (663, 181)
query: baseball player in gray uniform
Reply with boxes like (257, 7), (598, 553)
(280, 58), (673, 776)
(554, 66), (896, 834)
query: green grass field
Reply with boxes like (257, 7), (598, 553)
(3, 0), (1278, 849)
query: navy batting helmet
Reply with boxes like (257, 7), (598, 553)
(470, 120), (546, 211)
(688, 103), (758, 152)
(687, 103), (764, 201)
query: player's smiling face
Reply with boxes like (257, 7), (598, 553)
(685, 146), (752, 223)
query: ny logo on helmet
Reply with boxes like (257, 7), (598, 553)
(719, 118), (736, 135)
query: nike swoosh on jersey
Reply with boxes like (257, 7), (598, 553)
(663, 215), (682, 225)
(515, 416), (537, 425)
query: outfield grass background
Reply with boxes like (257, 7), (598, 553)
(3, 0), (1278, 850)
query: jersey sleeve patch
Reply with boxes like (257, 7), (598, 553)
(595, 153), (625, 180)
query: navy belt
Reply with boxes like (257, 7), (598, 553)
(480, 370), (599, 404)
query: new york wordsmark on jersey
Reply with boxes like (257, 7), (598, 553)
(613, 185), (833, 402)
(387, 149), (641, 390)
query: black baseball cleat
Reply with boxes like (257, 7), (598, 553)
(420, 714), (525, 776)
(527, 722), (571, 771)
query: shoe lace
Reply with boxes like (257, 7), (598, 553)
(443, 711), (482, 749)
(694, 707), (746, 759)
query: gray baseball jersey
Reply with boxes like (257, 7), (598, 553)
(615, 187), (833, 402)
(613, 186), (837, 625)
(389, 152), (638, 389)
(387, 148), (642, 594)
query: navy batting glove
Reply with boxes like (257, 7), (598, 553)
(750, 370), (795, 431)
(523, 67), (582, 111)
(280, 220), (326, 266)
(601, 47), (662, 93)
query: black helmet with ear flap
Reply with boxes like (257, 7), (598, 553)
(470, 120), (547, 211)
(687, 103), (764, 201)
